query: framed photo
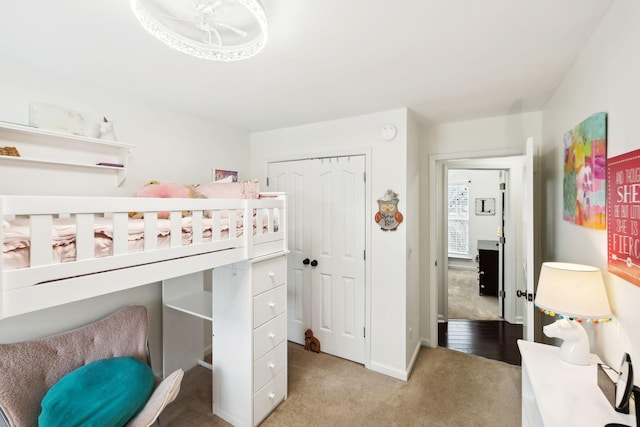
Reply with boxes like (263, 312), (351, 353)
(213, 169), (238, 182)
(475, 198), (496, 215)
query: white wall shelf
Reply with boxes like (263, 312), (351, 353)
(0, 121), (134, 186)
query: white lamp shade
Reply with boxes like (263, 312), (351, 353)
(535, 262), (611, 321)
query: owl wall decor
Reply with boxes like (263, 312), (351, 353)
(375, 189), (403, 231)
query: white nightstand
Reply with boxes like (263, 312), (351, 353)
(518, 340), (636, 427)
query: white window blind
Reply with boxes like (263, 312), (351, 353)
(448, 183), (469, 256)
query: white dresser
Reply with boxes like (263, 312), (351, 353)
(161, 253), (287, 427)
(518, 340), (635, 427)
(212, 254), (288, 426)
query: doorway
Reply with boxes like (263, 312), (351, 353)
(446, 168), (504, 322)
(428, 151), (527, 353)
(268, 155), (366, 364)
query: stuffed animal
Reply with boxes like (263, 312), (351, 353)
(304, 329), (321, 353)
(129, 181), (201, 219)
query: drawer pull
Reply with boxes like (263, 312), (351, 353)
(269, 333), (276, 339)
(268, 392), (275, 400)
(269, 363), (276, 369)
(269, 302), (276, 308)
(268, 272), (275, 279)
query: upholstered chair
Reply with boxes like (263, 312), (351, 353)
(0, 305), (183, 427)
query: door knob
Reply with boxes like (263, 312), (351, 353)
(516, 290), (534, 301)
(310, 260), (318, 267)
(303, 258), (310, 265)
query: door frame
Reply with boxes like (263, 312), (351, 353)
(264, 148), (372, 368)
(427, 148), (523, 347)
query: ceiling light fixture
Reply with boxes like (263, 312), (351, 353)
(131, 0), (268, 62)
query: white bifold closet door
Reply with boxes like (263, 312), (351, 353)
(268, 156), (365, 364)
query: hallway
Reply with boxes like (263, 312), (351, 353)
(438, 320), (522, 366)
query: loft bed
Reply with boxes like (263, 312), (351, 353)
(0, 185), (287, 320)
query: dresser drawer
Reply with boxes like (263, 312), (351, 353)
(253, 370), (286, 425)
(253, 313), (286, 361)
(253, 341), (287, 391)
(253, 256), (286, 296)
(253, 285), (286, 328)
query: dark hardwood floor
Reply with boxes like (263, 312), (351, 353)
(438, 320), (523, 366)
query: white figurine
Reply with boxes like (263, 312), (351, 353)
(99, 117), (116, 141)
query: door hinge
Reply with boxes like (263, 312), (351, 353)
(363, 171), (366, 182)
(499, 289), (505, 298)
(266, 176), (270, 187)
(363, 327), (366, 338)
(364, 250), (366, 260)
(499, 182), (506, 190)
(499, 236), (505, 244)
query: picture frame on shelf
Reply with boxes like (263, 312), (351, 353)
(213, 169), (238, 182)
(29, 103), (99, 138)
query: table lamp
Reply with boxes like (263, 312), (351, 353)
(535, 262), (612, 365)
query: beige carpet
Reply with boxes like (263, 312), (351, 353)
(160, 342), (521, 426)
(448, 269), (501, 321)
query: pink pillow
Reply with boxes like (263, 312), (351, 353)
(133, 183), (197, 219)
(136, 184), (192, 199)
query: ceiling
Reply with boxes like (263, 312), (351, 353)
(0, 0), (614, 132)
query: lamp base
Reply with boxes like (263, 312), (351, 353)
(543, 318), (591, 365)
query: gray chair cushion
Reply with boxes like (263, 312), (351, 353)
(0, 305), (181, 427)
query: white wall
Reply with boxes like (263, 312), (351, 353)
(540, 0), (640, 369)
(0, 59), (250, 370)
(250, 108), (416, 379)
(0, 60), (249, 196)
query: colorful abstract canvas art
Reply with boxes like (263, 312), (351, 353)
(563, 112), (607, 229)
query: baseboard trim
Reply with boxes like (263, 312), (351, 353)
(405, 341), (421, 378)
(369, 360), (410, 381)
(421, 337), (436, 348)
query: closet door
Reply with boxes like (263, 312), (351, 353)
(269, 160), (312, 346)
(268, 156), (366, 364)
(311, 156), (365, 363)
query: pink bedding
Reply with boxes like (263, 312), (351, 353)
(2, 215), (241, 271)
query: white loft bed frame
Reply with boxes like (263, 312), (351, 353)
(0, 194), (286, 320)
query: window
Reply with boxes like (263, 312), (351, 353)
(448, 183), (469, 257)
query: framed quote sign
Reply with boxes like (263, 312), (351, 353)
(607, 148), (640, 287)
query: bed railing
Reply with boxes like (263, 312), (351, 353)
(0, 194), (286, 319)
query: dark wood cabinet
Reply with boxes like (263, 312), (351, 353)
(477, 240), (499, 296)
